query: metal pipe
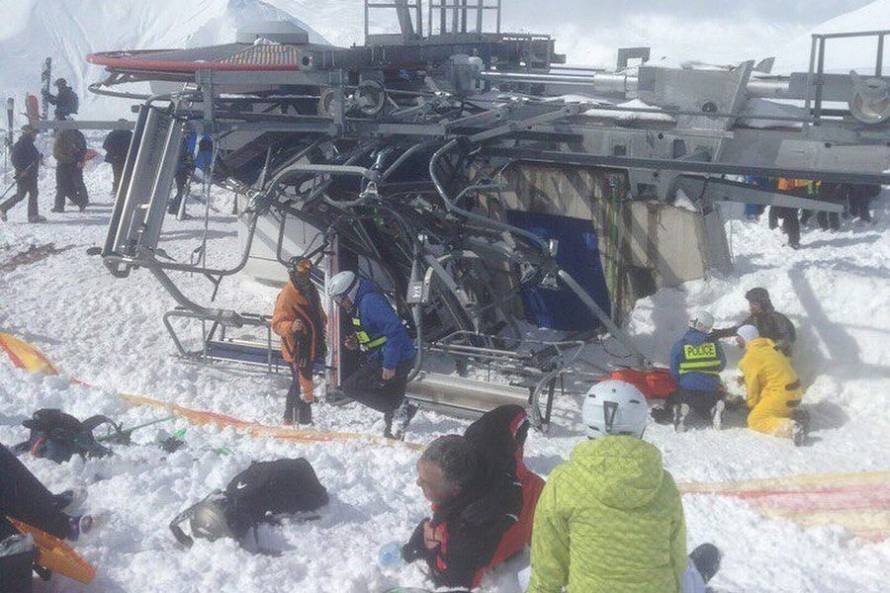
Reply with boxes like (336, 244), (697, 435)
(429, 142), (548, 252)
(556, 269), (648, 367)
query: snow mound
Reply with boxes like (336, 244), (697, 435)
(774, 0), (890, 74)
(0, 0), (329, 120)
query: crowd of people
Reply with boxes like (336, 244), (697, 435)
(745, 176), (879, 249)
(2, 78), (214, 224)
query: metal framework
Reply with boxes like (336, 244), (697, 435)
(81, 5), (890, 430)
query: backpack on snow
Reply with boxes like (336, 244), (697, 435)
(223, 458), (329, 538)
(13, 409), (117, 463)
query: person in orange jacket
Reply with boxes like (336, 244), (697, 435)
(736, 325), (807, 446)
(271, 257), (326, 425)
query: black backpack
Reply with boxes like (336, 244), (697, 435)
(13, 409), (116, 463)
(223, 458), (329, 538)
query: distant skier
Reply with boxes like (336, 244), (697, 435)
(102, 122), (132, 195)
(51, 128), (89, 213)
(710, 287), (796, 357)
(0, 125), (45, 223)
(652, 311), (727, 431)
(735, 325), (808, 446)
(326, 270), (418, 439)
(528, 380), (721, 593)
(43, 78), (79, 121)
(271, 257), (326, 425)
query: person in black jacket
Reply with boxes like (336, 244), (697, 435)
(0, 125), (44, 223)
(51, 128), (88, 213)
(102, 122), (132, 195)
(710, 287), (796, 356)
(43, 78), (79, 121)
(849, 183), (879, 223)
(0, 445), (91, 542)
(403, 434), (522, 592)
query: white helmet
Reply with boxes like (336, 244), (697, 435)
(582, 380), (649, 439)
(189, 498), (233, 542)
(328, 270), (357, 297)
(689, 311), (715, 333)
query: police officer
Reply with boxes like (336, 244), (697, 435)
(327, 270), (418, 439)
(653, 311), (727, 431)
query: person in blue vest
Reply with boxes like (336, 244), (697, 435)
(327, 270), (418, 439)
(652, 311), (727, 432)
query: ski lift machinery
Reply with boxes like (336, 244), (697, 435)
(88, 3), (890, 431)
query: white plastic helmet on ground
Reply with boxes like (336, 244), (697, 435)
(328, 270), (357, 297)
(689, 311), (715, 333)
(582, 380), (649, 439)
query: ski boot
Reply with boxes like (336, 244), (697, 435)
(711, 399), (726, 431)
(389, 401), (418, 441)
(673, 403), (690, 433)
(689, 543), (721, 584)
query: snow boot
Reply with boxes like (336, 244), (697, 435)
(66, 515), (93, 542)
(673, 403), (690, 433)
(383, 412), (394, 439)
(297, 400), (312, 425)
(325, 388), (351, 407)
(390, 401), (418, 441)
(711, 399), (726, 431)
(53, 488), (88, 512)
(689, 543), (721, 583)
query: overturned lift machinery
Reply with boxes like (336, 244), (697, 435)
(91, 2), (890, 429)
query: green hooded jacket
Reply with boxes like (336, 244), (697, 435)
(528, 436), (687, 593)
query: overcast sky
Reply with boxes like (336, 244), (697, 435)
(495, 0), (875, 67)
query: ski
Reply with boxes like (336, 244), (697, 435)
(40, 57), (51, 121)
(25, 94), (40, 128)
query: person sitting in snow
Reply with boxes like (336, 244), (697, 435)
(402, 415), (535, 592)
(528, 380), (721, 593)
(735, 325), (808, 446)
(711, 287), (796, 357)
(652, 311), (727, 432)
(271, 257), (326, 425)
(0, 444), (92, 544)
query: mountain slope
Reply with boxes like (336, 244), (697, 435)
(0, 0), (329, 119)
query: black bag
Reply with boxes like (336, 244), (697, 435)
(14, 409), (116, 463)
(223, 458), (328, 537)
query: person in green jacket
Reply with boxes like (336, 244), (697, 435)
(529, 380), (719, 593)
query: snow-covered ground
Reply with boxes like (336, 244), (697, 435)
(1, 136), (889, 593)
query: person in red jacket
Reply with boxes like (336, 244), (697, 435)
(270, 257), (326, 425)
(403, 406), (543, 591)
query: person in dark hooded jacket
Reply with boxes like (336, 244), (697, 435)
(51, 128), (89, 212)
(403, 432), (523, 592)
(43, 79), (79, 121)
(0, 125), (43, 223)
(710, 287), (796, 356)
(102, 123), (133, 195)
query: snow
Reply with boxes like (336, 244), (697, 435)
(0, 0), (330, 120)
(1, 135), (890, 592)
(774, 0), (890, 74)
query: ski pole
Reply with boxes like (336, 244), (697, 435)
(97, 414), (177, 443)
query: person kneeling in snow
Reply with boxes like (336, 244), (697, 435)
(735, 325), (808, 446)
(652, 311), (727, 432)
(528, 380), (720, 593)
(0, 445), (92, 544)
(402, 426), (528, 592)
(271, 257), (326, 425)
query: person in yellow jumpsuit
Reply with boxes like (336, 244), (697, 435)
(736, 325), (807, 446)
